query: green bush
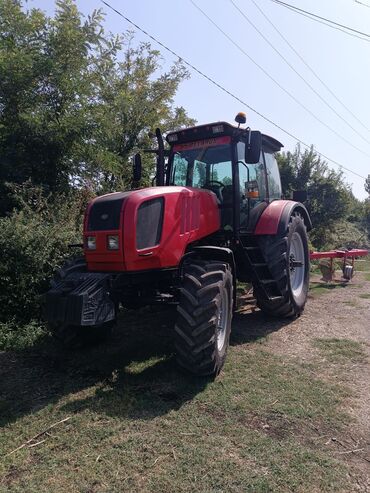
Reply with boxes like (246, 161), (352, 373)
(0, 319), (47, 351)
(0, 185), (91, 347)
(310, 219), (369, 251)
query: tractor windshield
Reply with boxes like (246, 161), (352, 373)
(170, 137), (232, 200)
(170, 137), (233, 229)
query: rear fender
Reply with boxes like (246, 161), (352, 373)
(254, 200), (312, 235)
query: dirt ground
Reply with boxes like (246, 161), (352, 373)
(236, 269), (370, 490)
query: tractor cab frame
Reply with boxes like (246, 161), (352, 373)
(165, 122), (284, 236)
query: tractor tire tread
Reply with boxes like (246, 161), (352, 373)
(254, 213), (309, 319)
(175, 259), (233, 376)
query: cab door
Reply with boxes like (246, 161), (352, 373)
(237, 142), (268, 232)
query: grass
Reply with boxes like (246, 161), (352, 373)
(313, 338), (367, 364)
(343, 300), (357, 307)
(0, 320), (47, 351)
(359, 293), (370, 299)
(309, 282), (349, 298)
(363, 272), (370, 282)
(0, 309), (352, 493)
(353, 257), (370, 272)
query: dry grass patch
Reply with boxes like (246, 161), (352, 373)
(309, 282), (350, 298)
(359, 293), (370, 299)
(313, 338), (367, 364)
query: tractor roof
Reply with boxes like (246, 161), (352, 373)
(166, 122), (283, 152)
(262, 134), (284, 153)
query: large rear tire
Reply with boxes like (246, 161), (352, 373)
(255, 213), (309, 318)
(175, 260), (233, 376)
(48, 257), (113, 348)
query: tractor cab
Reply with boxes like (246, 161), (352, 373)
(165, 116), (283, 235)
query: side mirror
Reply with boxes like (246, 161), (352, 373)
(132, 153), (142, 182)
(245, 130), (262, 164)
(292, 190), (308, 203)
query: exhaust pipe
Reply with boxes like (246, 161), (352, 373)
(155, 127), (165, 186)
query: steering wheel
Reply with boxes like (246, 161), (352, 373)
(203, 180), (225, 201)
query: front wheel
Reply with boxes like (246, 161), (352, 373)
(255, 213), (310, 318)
(174, 260), (233, 376)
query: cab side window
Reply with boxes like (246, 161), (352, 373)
(264, 151), (282, 200)
(237, 142), (267, 230)
(237, 143), (267, 202)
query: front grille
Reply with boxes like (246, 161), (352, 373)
(136, 197), (164, 249)
(87, 192), (129, 231)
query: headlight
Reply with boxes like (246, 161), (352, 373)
(107, 235), (119, 250)
(87, 236), (96, 250)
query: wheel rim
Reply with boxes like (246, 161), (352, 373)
(289, 232), (305, 299)
(217, 286), (229, 351)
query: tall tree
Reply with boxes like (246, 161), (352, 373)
(365, 174), (370, 196)
(84, 36), (195, 192)
(364, 175), (370, 236)
(0, 0), (194, 213)
(277, 145), (353, 248)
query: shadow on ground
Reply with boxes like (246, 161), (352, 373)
(309, 282), (350, 290)
(0, 298), (292, 427)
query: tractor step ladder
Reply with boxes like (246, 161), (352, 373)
(238, 237), (284, 302)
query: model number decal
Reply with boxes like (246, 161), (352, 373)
(173, 136), (231, 151)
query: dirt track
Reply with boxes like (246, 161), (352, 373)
(235, 270), (370, 490)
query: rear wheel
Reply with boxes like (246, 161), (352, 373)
(48, 257), (113, 348)
(175, 260), (233, 376)
(255, 213), (309, 318)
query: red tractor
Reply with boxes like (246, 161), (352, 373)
(45, 113), (311, 376)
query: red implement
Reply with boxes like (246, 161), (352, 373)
(310, 249), (368, 260)
(310, 249), (368, 281)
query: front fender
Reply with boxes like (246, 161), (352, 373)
(254, 200), (312, 235)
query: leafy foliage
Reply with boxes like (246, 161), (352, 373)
(0, 0), (195, 347)
(0, 184), (90, 331)
(365, 175), (370, 196)
(0, 0), (194, 213)
(277, 145), (369, 249)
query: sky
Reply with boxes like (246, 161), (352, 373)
(28, 0), (370, 200)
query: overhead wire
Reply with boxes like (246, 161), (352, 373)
(282, 7), (370, 42)
(270, 0), (370, 42)
(271, 0), (370, 38)
(246, 0), (370, 134)
(354, 0), (370, 8)
(99, 0), (366, 180)
(228, 0), (370, 143)
(190, 0), (370, 158)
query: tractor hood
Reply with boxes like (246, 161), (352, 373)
(83, 186), (220, 272)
